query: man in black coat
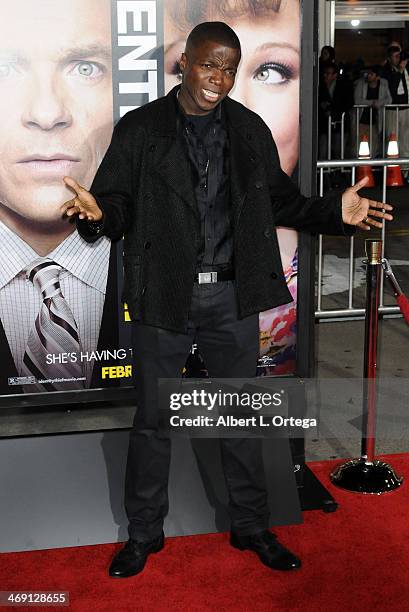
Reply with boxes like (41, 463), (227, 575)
(62, 22), (392, 576)
(318, 62), (354, 159)
(382, 45), (409, 105)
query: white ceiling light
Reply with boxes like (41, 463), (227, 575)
(351, 19), (361, 26)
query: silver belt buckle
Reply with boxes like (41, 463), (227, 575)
(198, 271), (218, 284)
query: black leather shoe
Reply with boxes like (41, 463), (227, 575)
(109, 532), (165, 578)
(230, 530), (301, 571)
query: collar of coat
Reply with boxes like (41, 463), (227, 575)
(150, 85), (260, 135)
(148, 86), (264, 224)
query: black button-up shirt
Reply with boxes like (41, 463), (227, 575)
(177, 99), (233, 272)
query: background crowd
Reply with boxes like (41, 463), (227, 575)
(318, 41), (409, 164)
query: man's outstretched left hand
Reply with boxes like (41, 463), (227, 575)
(341, 176), (393, 230)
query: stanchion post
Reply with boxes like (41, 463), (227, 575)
(330, 240), (403, 494)
(361, 240), (382, 464)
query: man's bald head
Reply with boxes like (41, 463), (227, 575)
(185, 21), (241, 58)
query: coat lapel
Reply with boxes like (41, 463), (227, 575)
(151, 88), (260, 223)
(154, 137), (199, 218)
(151, 86), (198, 218)
(225, 99), (260, 226)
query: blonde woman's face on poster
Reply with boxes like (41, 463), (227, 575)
(0, 0), (113, 226)
(164, 0), (300, 176)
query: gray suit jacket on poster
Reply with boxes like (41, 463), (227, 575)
(79, 86), (352, 333)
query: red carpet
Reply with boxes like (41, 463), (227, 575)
(1, 454), (409, 612)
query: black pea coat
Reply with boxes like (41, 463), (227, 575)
(81, 86), (351, 333)
(381, 62), (409, 105)
(318, 78), (354, 134)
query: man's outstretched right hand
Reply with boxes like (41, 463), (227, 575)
(61, 177), (103, 222)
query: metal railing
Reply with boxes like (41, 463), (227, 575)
(320, 104), (409, 161)
(321, 112), (346, 161)
(324, 113), (346, 160)
(382, 104), (409, 157)
(316, 103), (409, 321)
(315, 157), (408, 320)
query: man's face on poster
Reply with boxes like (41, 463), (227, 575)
(0, 0), (113, 226)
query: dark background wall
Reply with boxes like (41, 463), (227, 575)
(335, 26), (409, 65)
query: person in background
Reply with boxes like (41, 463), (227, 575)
(320, 45), (335, 64)
(319, 45), (335, 84)
(381, 41), (401, 67)
(353, 65), (392, 157)
(381, 45), (409, 165)
(318, 62), (354, 160)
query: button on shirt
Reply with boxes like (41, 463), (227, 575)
(0, 223), (110, 385)
(178, 100), (233, 272)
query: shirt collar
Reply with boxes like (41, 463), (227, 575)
(0, 221), (109, 293)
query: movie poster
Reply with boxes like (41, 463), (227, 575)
(0, 0), (299, 397)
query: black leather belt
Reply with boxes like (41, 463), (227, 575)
(194, 270), (235, 284)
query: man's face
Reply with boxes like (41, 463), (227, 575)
(0, 0), (113, 226)
(321, 48), (331, 62)
(165, 0), (301, 176)
(390, 51), (401, 67)
(323, 67), (337, 87)
(367, 70), (378, 83)
(179, 39), (240, 115)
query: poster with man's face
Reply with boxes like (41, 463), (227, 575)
(0, 0), (113, 226)
(0, 0), (300, 398)
(0, 0), (121, 394)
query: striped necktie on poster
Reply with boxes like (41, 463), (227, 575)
(20, 259), (85, 392)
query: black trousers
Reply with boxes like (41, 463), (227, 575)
(125, 281), (269, 541)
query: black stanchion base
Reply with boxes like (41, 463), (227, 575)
(330, 459), (403, 494)
(298, 465), (338, 513)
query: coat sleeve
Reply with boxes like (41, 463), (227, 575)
(77, 113), (138, 243)
(353, 79), (367, 107)
(379, 78), (392, 107)
(381, 65), (401, 101)
(262, 124), (355, 236)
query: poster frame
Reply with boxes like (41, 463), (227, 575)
(0, 0), (318, 412)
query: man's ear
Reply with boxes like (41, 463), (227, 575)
(179, 52), (187, 73)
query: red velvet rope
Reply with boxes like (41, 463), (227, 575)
(396, 294), (409, 324)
